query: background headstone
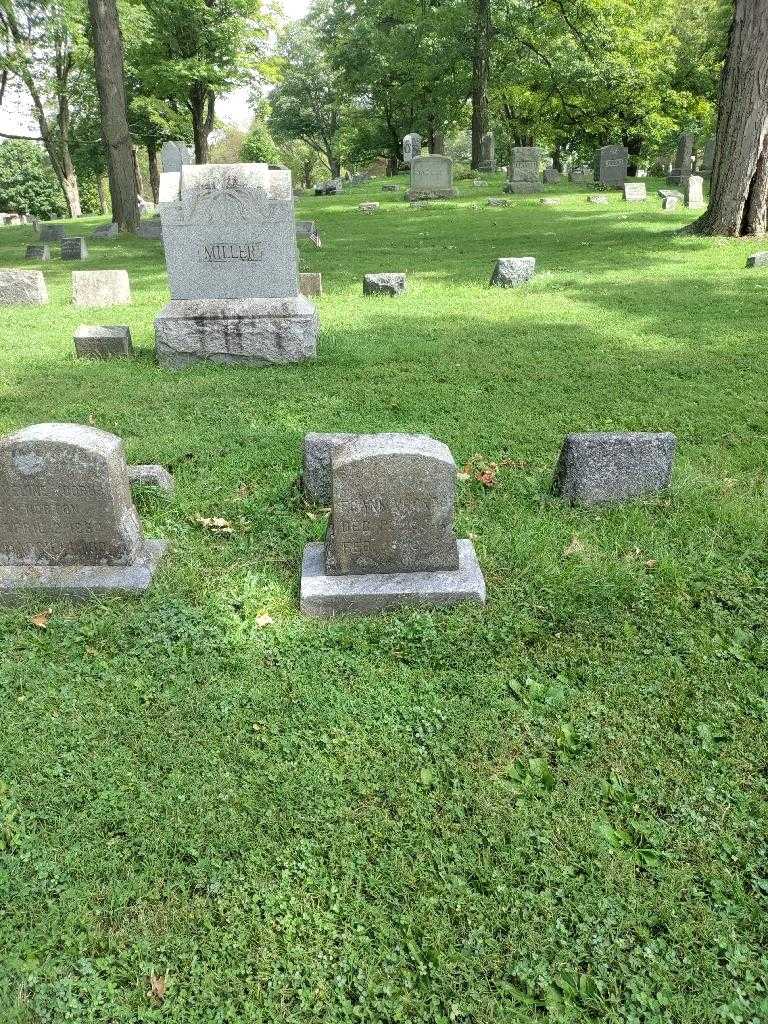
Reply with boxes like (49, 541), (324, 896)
(405, 156), (457, 200)
(299, 272), (323, 297)
(594, 145), (628, 187)
(746, 252), (768, 268)
(91, 222), (119, 239)
(160, 141), (193, 174)
(662, 195), (679, 211)
(478, 132), (496, 172)
(685, 175), (705, 209)
(699, 137), (715, 176)
(623, 182), (647, 201)
(543, 167), (561, 184)
(72, 270), (131, 307)
(0, 269), (48, 305)
(40, 223), (66, 243)
(668, 131), (694, 186)
(363, 273), (406, 296)
(504, 147), (543, 193)
(569, 166), (595, 185)
(61, 236), (88, 261)
(402, 133), (422, 165)
(25, 244), (50, 261)
(490, 257), (535, 287)
(552, 432), (677, 505)
(303, 431), (359, 505)
(74, 325), (133, 359)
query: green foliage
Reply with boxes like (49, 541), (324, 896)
(240, 119), (280, 164)
(0, 141), (66, 218)
(1, 178), (768, 1021)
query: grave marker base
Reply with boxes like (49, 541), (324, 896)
(404, 188), (458, 201)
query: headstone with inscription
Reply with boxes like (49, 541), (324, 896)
(161, 141), (193, 174)
(594, 145), (628, 187)
(504, 147), (543, 193)
(25, 244), (50, 261)
(0, 423), (166, 600)
(405, 156), (457, 201)
(543, 167), (561, 184)
(569, 166), (595, 185)
(685, 175), (705, 209)
(40, 223), (67, 243)
(402, 133), (422, 165)
(668, 132), (694, 186)
(299, 433), (485, 616)
(61, 236), (88, 260)
(700, 137), (715, 177)
(154, 162), (317, 369)
(478, 132), (496, 172)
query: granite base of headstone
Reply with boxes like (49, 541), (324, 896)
(299, 434), (485, 616)
(154, 163), (317, 369)
(490, 257), (535, 287)
(363, 273), (406, 296)
(552, 432), (676, 505)
(74, 325), (133, 359)
(746, 252), (768, 268)
(72, 270), (131, 307)
(25, 244), (50, 261)
(127, 464), (175, 494)
(299, 272), (323, 297)
(405, 156), (457, 201)
(61, 237), (88, 260)
(0, 269), (48, 305)
(0, 423), (166, 601)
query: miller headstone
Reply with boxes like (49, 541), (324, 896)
(0, 423), (166, 599)
(594, 145), (628, 187)
(504, 147), (543, 193)
(299, 433), (485, 615)
(552, 432), (677, 505)
(405, 156), (457, 201)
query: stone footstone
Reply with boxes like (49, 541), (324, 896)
(61, 236), (88, 260)
(540, 198), (560, 206)
(299, 272), (323, 297)
(623, 182), (647, 202)
(486, 198), (508, 208)
(91, 222), (119, 239)
(40, 224), (66, 242)
(490, 257), (535, 287)
(473, 180), (488, 187)
(381, 184), (400, 192)
(746, 252), (768, 268)
(0, 269), (48, 305)
(302, 431), (359, 504)
(662, 196), (679, 211)
(136, 218), (162, 240)
(154, 297), (317, 369)
(0, 423), (166, 601)
(127, 464), (175, 494)
(657, 189), (683, 200)
(363, 273), (406, 296)
(25, 244), (50, 261)
(359, 202), (380, 213)
(72, 270), (131, 307)
(552, 432), (677, 505)
(74, 325), (133, 359)
(588, 194), (609, 205)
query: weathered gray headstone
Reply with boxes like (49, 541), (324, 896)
(662, 195), (679, 211)
(296, 220), (322, 248)
(74, 325), (133, 359)
(359, 202), (380, 213)
(552, 432), (677, 505)
(40, 223), (66, 243)
(0, 269), (48, 305)
(490, 257), (535, 287)
(363, 273), (406, 296)
(668, 131), (694, 186)
(405, 156), (457, 201)
(61, 236), (88, 260)
(25, 244), (50, 261)
(478, 132), (496, 172)
(623, 181), (647, 202)
(299, 433), (485, 615)
(685, 175), (705, 209)
(0, 423), (166, 599)
(473, 180), (488, 187)
(127, 464), (175, 494)
(569, 166), (595, 185)
(160, 140), (193, 174)
(299, 272), (322, 297)
(504, 147), (543, 193)
(543, 167), (561, 184)
(402, 133), (422, 165)
(588, 194), (609, 205)
(486, 197), (509, 208)
(91, 222), (119, 239)
(136, 218), (163, 241)
(657, 189), (683, 200)
(594, 145), (628, 187)
(155, 162), (317, 368)
(381, 184), (400, 192)
(700, 137), (715, 176)
(72, 270), (131, 307)
(746, 252), (768, 268)
(303, 431), (359, 505)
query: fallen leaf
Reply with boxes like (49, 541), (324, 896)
(563, 536), (586, 557)
(147, 973), (167, 1004)
(644, 559), (657, 569)
(194, 515), (234, 536)
(255, 613), (273, 628)
(457, 471), (471, 482)
(30, 608), (52, 629)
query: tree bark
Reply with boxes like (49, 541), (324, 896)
(688, 0), (768, 236)
(87, 0), (139, 231)
(189, 84), (215, 162)
(147, 141), (160, 204)
(470, 0), (490, 169)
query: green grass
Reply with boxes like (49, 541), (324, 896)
(1, 174), (767, 1023)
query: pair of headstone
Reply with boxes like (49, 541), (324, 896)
(299, 433), (486, 617)
(504, 147), (543, 193)
(155, 162), (318, 369)
(405, 156), (457, 201)
(0, 424), (166, 600)
(402, 133), (422, 165)
(594, 145), (628, 187)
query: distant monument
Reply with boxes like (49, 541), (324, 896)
(594, 145), (628, 187)
(504, 147), (542, 193)
(402, 133), (422, 165)
(478, 133), (496, 172)
(668, 132), (694, 186)
(405, 155), (457, 201)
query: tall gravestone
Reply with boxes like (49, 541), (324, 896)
(299, 434), (485, 615)
(700, 137), (715, 177)
(161, 141), (193, 174)
(154, 163), (318, 369)
(685, 175), (705, 210)
(594, 145), (628, 187)
(504, 147), (543, 193)
(0, 424), (166, 599)
(402, 133), (422, 165)
(668, 131), (694, 186)
(405, 156), (457, 201)
(479, 133), (496, 172)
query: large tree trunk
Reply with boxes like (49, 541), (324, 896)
(189, 85), (215, 163)
(688, 0), (768, 236)
(147, 141), (160, 204)
(88, 0), (139, 231)
(470, 0), (490, 169)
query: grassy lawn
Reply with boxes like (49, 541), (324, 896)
(1, 174), (767, 1023)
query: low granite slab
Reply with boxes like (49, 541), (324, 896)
(61, 237), (88, 260)
(486, 198), (509, 208)
(127, 464), (175, 494)
(25, 244), (50, 261)
(154, 296), (318, 369)
(490, 257), (535, 287)
(552, 432), (677, 505)
(40, 223), (67, 242)
(746, 252), (768, 268)
(91, 222), (119, 239)
(299, 272), (323, 297)
(381, 184), (400, 192)
(623, 182), (647, 202)
(359, 202), (380, 213)
(302, 431), (359, 504)
(363, 273), (406, 296)
(74, 325), (133, 359)
(588, 194), (609, 205)
(662, 196), (679, 211)
(657, 189), (683, 200)
(72, 270), (131, 307)
(136, 218), (162, 241)
(540, 198), (560, 206)
(299, 539), (485, 616)
(0, 269), (48, 305)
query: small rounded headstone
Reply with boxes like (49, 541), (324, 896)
(489, 257), (536, 288)
(363, 273), (406, 296)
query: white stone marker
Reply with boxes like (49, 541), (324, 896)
(623, 182), (647, 201)
(72, 270), (131, 307)
(0, 269), (48, 305)
(405, 156), (458, 201)
(685, 175), (706, 209)
(402, 133), (422, 164)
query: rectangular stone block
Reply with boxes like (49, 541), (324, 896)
(363, 273), (406, 296)
(91, 222), (119, 239)
(40, 223), (66, 242)
(594, 145), (628, 186)
(302, 431), (359, 504)
(490, 257), (535, 287)
(72, 270), (131, 307)
(136, 218), (163, 240)
(623, 182), (647, 201)
(685, 175), (706, 209)
(61, 236), (88, 260)
(0, 269), (48, 305)
(406, 156), (457, 201)
(299, 272), (322, 297)
(154, 296), (317, 369)
(74, 325), (133, 359)
(506, 147), (542, 192)
(552, 432), (677, 505)
(25, 244), (50, 261)
(746, 251), (768, 268)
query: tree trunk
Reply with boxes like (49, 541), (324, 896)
(329, 157), (341, 177)
(387, 155), (398, 176)
(688, 0), (768, 236)
(87, 0), (139, 231)
(189, 85), (214, 163)
(147, 141), (160, 204)
(470, 0), (490, 169)
(432, 132), (445, 155)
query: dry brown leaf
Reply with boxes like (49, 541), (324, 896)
(194, 515), (234, 536)
(457, 470), (471, 482)
(255, 613), (274, 628)
(644, 559), (657, 569)
(147, 973), (167, 1004)
(30, 608), (52, 629)
(563, 535), (586, 557)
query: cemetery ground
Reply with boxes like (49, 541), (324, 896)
(1, 176), (767, 1023)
